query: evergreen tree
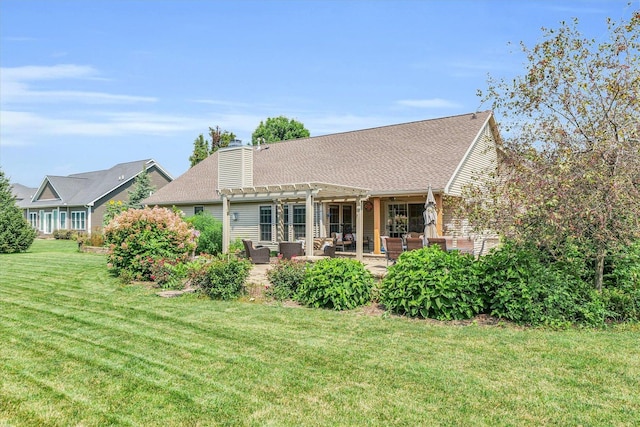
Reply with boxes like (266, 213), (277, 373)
(189, 134), (209, 167)
(0, 168), (37, 253)
(127, 166), (156, 209)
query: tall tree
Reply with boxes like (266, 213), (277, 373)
(189, 134), (209, 167)
(251, 116), (310, 145)
(209, 126), (237, 153)
(0, 168), (37, 253)
(127, 166), (156, 209)
(463, 13), (640, 290)
(189, 127), (237, 167)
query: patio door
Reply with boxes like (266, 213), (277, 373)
(44, 212), (53, 234)
(328, 204), (354, 234)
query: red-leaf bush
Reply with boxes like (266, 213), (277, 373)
(104, 207), (197, 281)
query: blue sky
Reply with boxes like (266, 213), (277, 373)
(1, 0), (636, 187)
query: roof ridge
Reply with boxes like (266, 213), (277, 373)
(266, 110), (492, 145)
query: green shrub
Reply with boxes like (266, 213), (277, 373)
(148, 258), (190, 290)
(478, 242), (604, 327)
(604, 241), (640, 289)
(186, 212), (223, 255)
(266, 258), (307, 300)
(192, 254), (251, 300)
(104, 207), (197, 281)
(229, 238), (244, 255)
(53, 229), (78, 240)
(295, 258), (373, 310)
(380, 246), (483, 320)
(103, 200), (127, 226)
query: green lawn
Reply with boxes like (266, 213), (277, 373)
(1, 240), (638, 426)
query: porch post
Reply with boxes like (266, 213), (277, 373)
(373, 197), (381, 254)
(277, 200), (284, 242)
(305, 190), (314, 256)
(222, 194), (231, 253)
(356, 196), (363, 261)
(435, 193), (444, 236)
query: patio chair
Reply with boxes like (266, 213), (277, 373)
(405, 237), (424, 251)
(242, 239), (270, 264)
(385, 237), (403, 266)
(279, 241), (304, 260)
(323, 244), (336, 258)
(426, 237), (447, 251)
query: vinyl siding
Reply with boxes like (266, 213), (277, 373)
(218, 146), (253, 189)
(446, 123), (498, 196)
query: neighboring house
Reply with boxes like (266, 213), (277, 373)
(144, 111), (500, 258)
(14, 159), (173, 235)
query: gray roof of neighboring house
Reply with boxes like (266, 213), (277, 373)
(18, 159), (170, 208)
(11, 183), (38, 203)
(144, 111), (497, 205)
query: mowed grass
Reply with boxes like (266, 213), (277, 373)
(1, 240), (639, 426)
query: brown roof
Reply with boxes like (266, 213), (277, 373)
(145, 111), (494, 205)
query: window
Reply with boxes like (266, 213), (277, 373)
(71, 211), (86, 230)
(59, 212), (67, 229)
(387, 204), (408, 237)
(292, 205), (305, 240)
(387, 203), (425, 237)
(29, 212), (38, 228)
(259, 206), (272, 242)
(194, 206), (204, 215)
(329, 205), (340, 235)
(342, 205), (353, 233)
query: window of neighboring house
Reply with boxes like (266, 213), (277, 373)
(59, 212), (67, 229)
(292, 205), (305, 240)
(259, 206), (272, 242)
(194, 206), (204, 215)
(71, 211), (86, 230)
(29, 212), (38, 228)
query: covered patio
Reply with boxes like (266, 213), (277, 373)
(218, 182), (370, 260)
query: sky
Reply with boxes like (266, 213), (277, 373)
(1, 0), (637, 187)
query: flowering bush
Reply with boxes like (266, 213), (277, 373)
(104, 207), (197, 280)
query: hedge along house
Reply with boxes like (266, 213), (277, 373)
(143, 111), (500, 260)
(15, 159), (173, 235)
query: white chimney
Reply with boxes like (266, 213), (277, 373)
(217, 143), (253, 190)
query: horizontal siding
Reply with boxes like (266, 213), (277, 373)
(447, 123), (497, 196)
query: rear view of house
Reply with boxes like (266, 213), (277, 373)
(144, 111), (500, 258)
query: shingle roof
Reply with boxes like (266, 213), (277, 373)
(144, 111), (494, 205)
(24, 159), (162, 208)
(11, 183), (37, 203)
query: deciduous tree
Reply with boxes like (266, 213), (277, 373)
(464, 13), (640, 291)
(251, 116), (310, 145)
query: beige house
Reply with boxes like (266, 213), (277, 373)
(15, 159), (173, 235)
(144, 111), (500, 259)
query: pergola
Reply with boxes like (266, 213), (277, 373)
(218, 182), (370, 260)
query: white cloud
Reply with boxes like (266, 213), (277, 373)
(0, 109), (204, 145)
(0, 64), (156, 105)
(2, 64), (98, 81)
(395, 98), (461, 109)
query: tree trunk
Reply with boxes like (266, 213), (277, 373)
(595, 249), (606, 292)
